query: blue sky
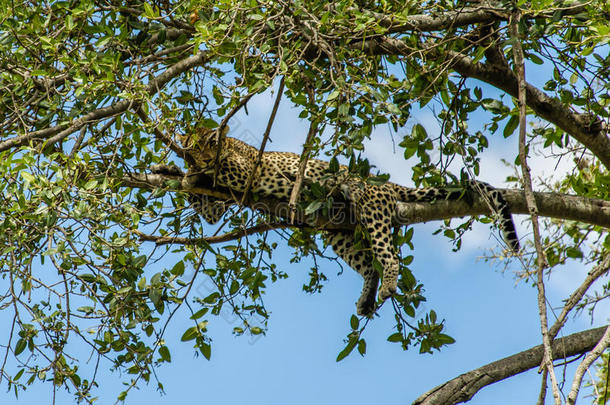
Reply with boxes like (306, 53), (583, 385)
(5, 77), (609, 405)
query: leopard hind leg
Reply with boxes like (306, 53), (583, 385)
(356, 192), (400, 303)
(325, 231), (379, 316)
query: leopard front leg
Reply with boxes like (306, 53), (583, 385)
(181, 170), (230, 224)
(150, 165), (230, 224)
(324, 231), (379, 317)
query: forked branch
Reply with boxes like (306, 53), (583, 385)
(413, 326), (609, 405)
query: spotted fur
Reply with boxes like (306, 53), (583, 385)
(166, 127), (519, 316)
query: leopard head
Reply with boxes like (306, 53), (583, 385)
(178, 125), (230, 164)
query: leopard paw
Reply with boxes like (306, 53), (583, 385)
(150, 164), (184, 176)
(378, 285), (396, 301)
(356, 295), (376, 317)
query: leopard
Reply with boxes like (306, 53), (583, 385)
(154, 126), (520, 316)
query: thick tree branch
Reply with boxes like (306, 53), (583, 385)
(444, 48), (610, 170)
(353, 36), (610, 169)
(371, 6), (508, 34)
(0, 51), (210, 153)
(413, 326), (609, 405)
(124, 172), (610, 230)
(396, 188), (610, 228)
(369, 2), (588, 34)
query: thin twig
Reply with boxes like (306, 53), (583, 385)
(135, 221), (294, 245)
(239, 76), (285, 206)
(537, 368), (548, 405)
(566, 325), (610, 404)
(134, 106), (194, 165)
(510, 8), (561, 405)
(288, 82), (317, 222)
(548, 254), (610, 340)
(213, 92), (256, 185)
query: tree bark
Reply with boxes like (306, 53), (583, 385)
(124, 172), (610, 231)
(413, 326), (609, 405)
(357, 36), (610, 170)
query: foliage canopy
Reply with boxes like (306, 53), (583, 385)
(0, 0), (609, 403)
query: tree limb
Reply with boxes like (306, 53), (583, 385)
(371, 5), (508, 34)
(413, 326), (609, 405)
(0, 50), (210, 153)
(134, 222), (294, 245)
(368, 2), (588, 34)
(511, 10), (561, 404)
(123, 172), (610, 230)
(567, 325), (610, 405)
(442, 48), (610, 170)
(358, 36), (610, 169)
(548, 254), (610, 340)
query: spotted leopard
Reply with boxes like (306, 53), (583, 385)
(157, 127), (519, 316)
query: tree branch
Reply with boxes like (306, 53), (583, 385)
(123, 172), (610, 230)
(0, 50), (210, 153)
(567, 325), (610, 405)
(548, 254), (610, 340)
(443, 48), (610, 170)
(352, 36), (610, 169)
(134, 222), (294, 245)
(240, 77), (285, 205)
(511, 10), (561, 404)
(368, 2), (589, 34)
(371, 5), (508, 34)
(288, 82), (317, 222)
(413, 326), (609, 405)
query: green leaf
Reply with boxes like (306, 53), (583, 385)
(149, 289), (161, 306)
(387, 332), (403, 342)
(181, 327), (198, 342)
(84, 179), (98, 190)
(142, 3), (157, 18)
(412, 123), (427, 139)
(14, 339), (27, 355)
(79, 273), (96, 283)
(366, 174), (390, 186)
(566, 247), (583, 259)
(336, 337), (358, 362)
(503, 115), (519, 138)
(350, 315), (359, 330)
(304, 200), (323, 215)
(159, 346), (171, 362)
(14, 368), (24, 381)
(199, 342), (211, 360)
(190, 307), (209, 320)
(327, 89), (340, 101)
(20, 172), (35, 183)
(437, 334), (456, 345)
(357, 339), (366, 356)
(171, 261), (185, 276)
(528, 54), (544, 65)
